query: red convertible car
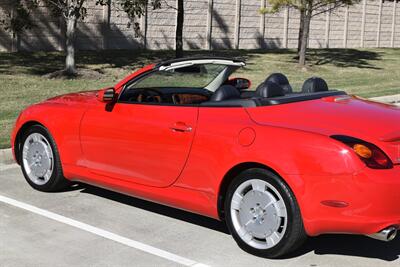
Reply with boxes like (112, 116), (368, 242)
(11, 57), (400, 258)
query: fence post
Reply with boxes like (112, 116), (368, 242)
(325, 9), (331, 48)
(283, 7), (289, 48)
(391, 0), (397, 47)
(259, 0), (265, 48)
(10, 3), (18, 52)
(360, 0), (367, 47)
(58, 14), (65, 51)
(234, 0), (241, 49)
(343, 6), (349, 48)
(102, 0), (111, 50)
(140, 1), (148, 49)
(376, 0), (382, 47)
(206, 0), (213, 50)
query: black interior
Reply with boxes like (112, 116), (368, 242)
(265, 73), (293, 93)
(256, 81), (286, 98)
(119, 75), (346, 108)
(301, 77), (329, 93)
(119, 87), (212, 105)
(257, 90), (346, 106)
(210, 85), (241, 102)
(201, 75), (347, 107)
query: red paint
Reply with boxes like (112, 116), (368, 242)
(238, 127), (256, 146)
(321, 200), (349, 208)
(226, 77), (252, 89)
(11, 65), (400, 237)
(79, 103), (198, 187)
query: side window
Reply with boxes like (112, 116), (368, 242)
(119, 64), (226, 105)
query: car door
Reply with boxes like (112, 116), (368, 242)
(80, 102), (198, 187)
(79, 61), (238, 188)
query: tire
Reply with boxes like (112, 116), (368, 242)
(224, 168), (306, 258)
(19, 125), (71, 192)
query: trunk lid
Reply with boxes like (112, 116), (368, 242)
(246, 95), (400, 164)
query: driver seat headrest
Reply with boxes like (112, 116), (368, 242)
(256, 81), (285, 98)
(301, 77), (329, 93)
(265, 73), (293, 93)
(210, 85), (240, 102)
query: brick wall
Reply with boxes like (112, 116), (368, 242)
(0, 0), (399, 52)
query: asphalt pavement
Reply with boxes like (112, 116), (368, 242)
(1, 164), (399, 267)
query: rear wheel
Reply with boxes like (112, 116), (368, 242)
(20, 125), (70, 192)
(225, 168), (306, 258)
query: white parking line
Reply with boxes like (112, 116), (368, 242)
(0, 195), (209, 267)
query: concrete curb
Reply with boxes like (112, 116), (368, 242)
(0, 94), (399, 166)
(0, 148), (14, 166)
(370, 94), (400, 105)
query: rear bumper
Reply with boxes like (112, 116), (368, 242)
(290, 165), (400, 236)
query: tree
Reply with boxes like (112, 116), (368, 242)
(1, 0), (93, 75)
(52, 1), (86, 75)
(98, 0), (186, 58)
(262, 0), (360, 65)
(175, 0), (184, 58)
(1, 0), (183, 74)
(0, 0), (38, 51)
(1, 0), (154, 76)
(137, 0), (184, 58)
(43, 0), (155, 75)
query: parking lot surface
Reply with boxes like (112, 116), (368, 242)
(1, 165), (399, 267)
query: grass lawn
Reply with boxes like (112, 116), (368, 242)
(1, 48), (400, 149)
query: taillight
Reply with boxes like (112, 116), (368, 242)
(331, 135), (393, 169)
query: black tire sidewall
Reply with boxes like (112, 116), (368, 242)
(224, 168), (304, 258)
(19, 125), (65, 192)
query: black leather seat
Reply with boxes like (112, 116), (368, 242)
(256, 81), (285, 98)
(265, 73), (293, 93)
(301, 77), (329, 93)
(210, 85), (240, 101)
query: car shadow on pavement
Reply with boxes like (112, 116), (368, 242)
(79, 184), (230, 234)
(286, 234), (400, 261)
(78, 183), (400, 261)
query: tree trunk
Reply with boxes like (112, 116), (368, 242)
(175, 0), (184, 58)
(65, 15), (78, 75)
(299, 10), (311, 66)
(297, 9), (305, 53)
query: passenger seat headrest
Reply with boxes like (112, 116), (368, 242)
(265, 73), (293, 93)
(210, 85), (240, 102)
(256, 81), (285, 98)
(301, 77), (329, 93)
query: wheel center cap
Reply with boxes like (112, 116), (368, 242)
(252, 206), (265, 223)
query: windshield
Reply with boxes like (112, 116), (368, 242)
(129, 64), (228, 89)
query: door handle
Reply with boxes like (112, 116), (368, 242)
(170, 122), (192, 132)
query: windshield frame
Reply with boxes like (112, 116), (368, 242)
(126, 64), (229, 90)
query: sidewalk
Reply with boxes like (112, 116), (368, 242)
(370, 94), (400, 105)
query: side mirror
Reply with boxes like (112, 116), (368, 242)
(228, 78), (251, 90)
(97, 87), (116, 103)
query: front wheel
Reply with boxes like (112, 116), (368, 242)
(20, 125), (71, 192)
(225, 168), (306, 258)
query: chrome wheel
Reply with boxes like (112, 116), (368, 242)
(230, 179), (288, 250)
(22, 133), (54, 186)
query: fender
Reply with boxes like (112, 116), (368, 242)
(174, 106), (365, 234)
(12, 103), (87, 170)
